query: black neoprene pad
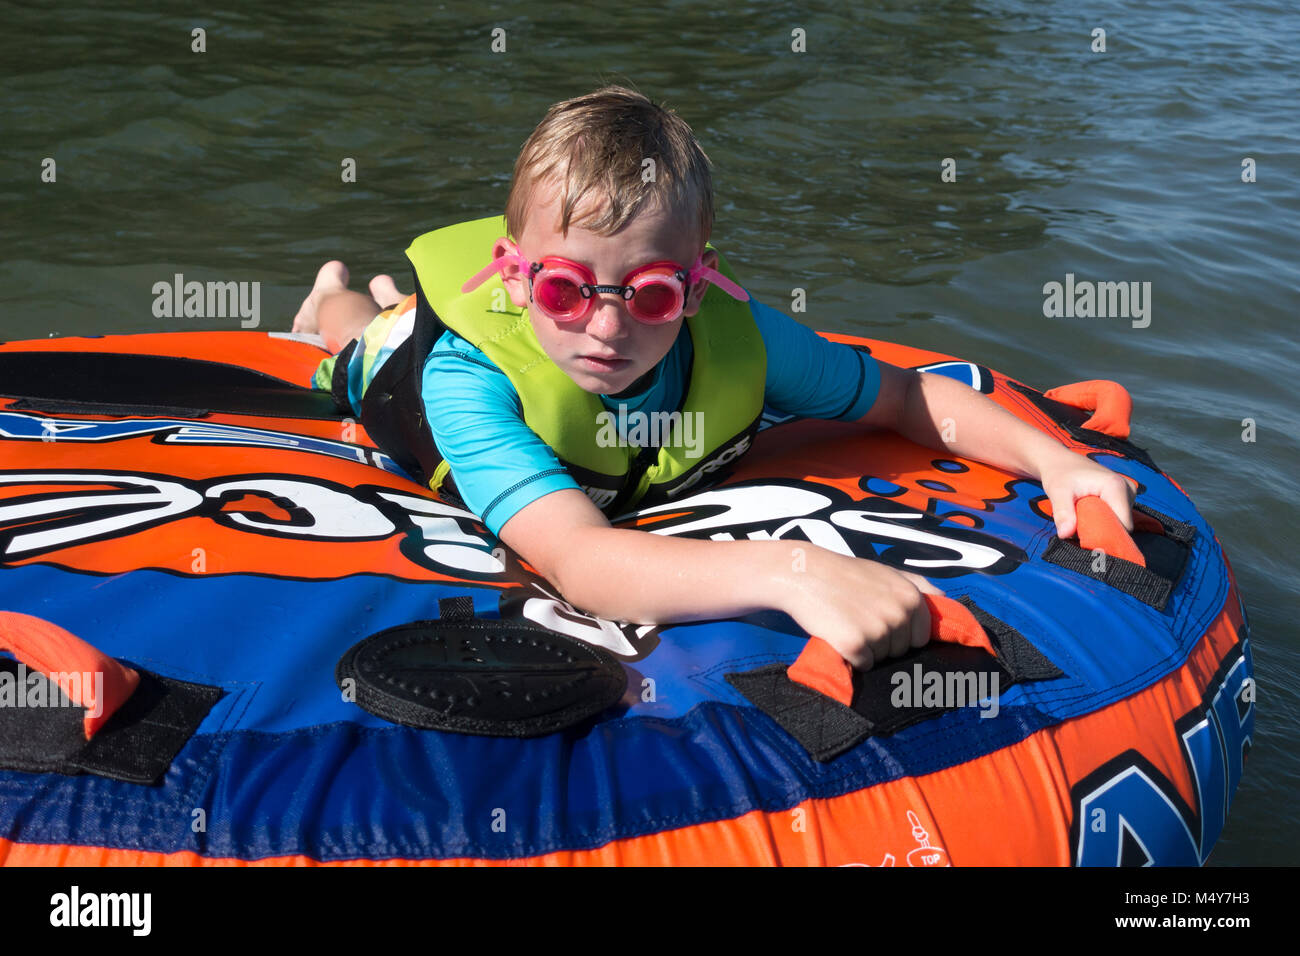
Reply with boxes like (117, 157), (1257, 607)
(336, 617), (628, 737)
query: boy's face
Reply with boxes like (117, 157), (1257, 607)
(495, 189), (716, 395)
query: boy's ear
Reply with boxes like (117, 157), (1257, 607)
(682, 248), (718, 317)
(494, 237), (529, 308)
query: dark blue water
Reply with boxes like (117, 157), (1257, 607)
(1, 0), (1296, 863)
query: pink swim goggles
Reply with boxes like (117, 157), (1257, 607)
(462, 245), (749, 325)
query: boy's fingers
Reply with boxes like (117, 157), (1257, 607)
(892, 573), (935, 651)
(1102, 486), (1134, 531)
(888, 621), (912, 660)
(899, 570), (944, 596)
(1048, 490), (1077, 539)
(909, 594), (932, 649)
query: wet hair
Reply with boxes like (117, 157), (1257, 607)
(504, 85), (714, 249)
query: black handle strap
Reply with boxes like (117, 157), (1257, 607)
(725, 596), (1062, 763)
(1042, 502), (1196, 611)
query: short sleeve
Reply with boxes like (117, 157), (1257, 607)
(751, 298), (882, 421)
(421, 333), (582, 537)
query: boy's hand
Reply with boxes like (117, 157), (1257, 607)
(501, 490), (945, 672)
(780, 548), (946, 670)
(1036, 449), (1138, 539)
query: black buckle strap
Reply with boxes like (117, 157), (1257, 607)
(328, 337), (359, 415)
(356, 270), (450, 488)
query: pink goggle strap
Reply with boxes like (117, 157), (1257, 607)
(687, 260), (750, 302)
(461, 253), (529, 294)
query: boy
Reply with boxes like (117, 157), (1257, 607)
(292, 86), (1135, 670)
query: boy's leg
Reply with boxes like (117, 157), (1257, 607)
(292, 261), (369, 350)
(314, 291), (380, 355)
(292, 263), (411, 355)
(368, 274), (404, 309)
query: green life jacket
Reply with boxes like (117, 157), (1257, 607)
(352, 215), (766, 519)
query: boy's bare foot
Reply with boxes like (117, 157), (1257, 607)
(292, 261), (350, 334)
(368, 274), (406, 309)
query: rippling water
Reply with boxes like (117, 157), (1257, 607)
(2, 0), (1296, 864)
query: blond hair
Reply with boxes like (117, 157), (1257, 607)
(504, 85), (714, 249)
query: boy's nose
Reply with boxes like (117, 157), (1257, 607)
(584, 298), (632, 341)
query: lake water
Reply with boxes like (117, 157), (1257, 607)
(1, 0), (1296, 864)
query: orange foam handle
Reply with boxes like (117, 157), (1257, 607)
(1075, 495), (1146, 567)
(1132, 510), (1163, 535)
(787, 635), (854, 706)
(923, 594), (995, 657)
(0, 611), (140, 739)
(789, 594), (996, 705)
(1038, 493), (1156, 533)
(1043, 380), (1133, 440)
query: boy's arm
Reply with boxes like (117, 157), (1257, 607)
(497, 488), (943, 670)
(858, 363), (1136, 537)
(418, 340), (929, 667)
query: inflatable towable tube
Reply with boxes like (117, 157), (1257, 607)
(0, 329), (1252, 866)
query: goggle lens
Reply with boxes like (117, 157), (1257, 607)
(535, 275), (586, 317)
(628, 281), (680, 323)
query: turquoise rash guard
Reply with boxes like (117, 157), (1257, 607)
(313, 295), (881, 536)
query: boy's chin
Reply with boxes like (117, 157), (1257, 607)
(567, 363), (644, 395)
